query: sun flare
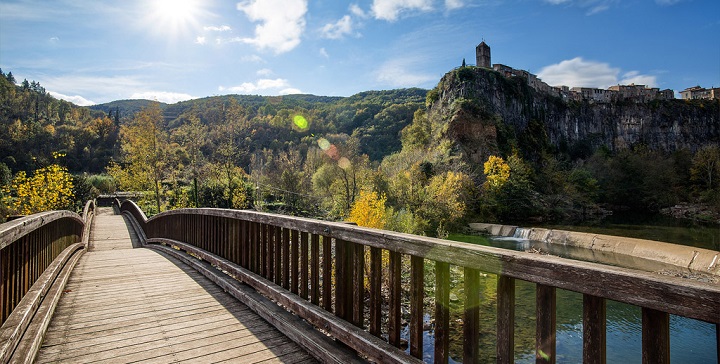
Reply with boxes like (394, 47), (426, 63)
(149, 0), (202, 35)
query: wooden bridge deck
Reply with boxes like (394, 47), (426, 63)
(36, 208), (317, 363)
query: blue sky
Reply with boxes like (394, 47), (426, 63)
(0, 0), (718, 106)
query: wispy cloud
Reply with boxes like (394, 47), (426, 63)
(256, 68), (273, 76)
(240, 54), (265, 63)
(236, 0), (307, 54)
(219, 78), (302, 94)
(542, 0), (618, 15)
(537, 57), (657, 88)
(49, 91), (95, 106)
(319, 48), (330, 58)
(195, 36), (207, 45)
(130, 91), (196, 103)
(204, 25), (232, 32)
(445, 0), (464, 10)
(371, 0), (434, 21)
(321, 15), (355, 39)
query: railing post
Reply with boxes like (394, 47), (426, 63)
(464, 267), (480, 364)
(369, 247), (382, 337)
(310, 234), (320, 305)
(435, 261), (450, 364)
(322, 235), (332, 312)
(410, 256), (424, 359)
(291, 229), (299, 294)
(497, 275), (515, 364)
(641, 308), (669, 364)
(300, 231), (309, 300)
(536, 284), (556, 364)
(388, 250), (402, 348)
(352, 243), (364, 327)
(583, 294), (606, 364)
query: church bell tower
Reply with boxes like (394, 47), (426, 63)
(476, 41), (491, 68)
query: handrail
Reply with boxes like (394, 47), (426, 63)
(0, 201), (94, 362)
(121, 202), (720, 364)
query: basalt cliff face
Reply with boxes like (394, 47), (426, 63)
(426, 67), (720, 164)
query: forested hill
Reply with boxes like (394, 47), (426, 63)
(0, 65), (427, 175)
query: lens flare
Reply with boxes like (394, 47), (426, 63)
(338, 157), (351, 169)
(293, 115), (308, 130)
(318, 138), (331, 151)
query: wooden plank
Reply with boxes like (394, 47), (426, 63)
(464, 267), (480, 364)
(536, 284), (556, 364)
(583, 294), (606, 364)
(352, 243), (364, 327)
(322, 236), (332, 312)
(641, 308), (669, 364)
(310, 234), (320, 305)
(497, 275), (515, 364)
(369, 247), (382, 337)
(435, 261), (450, 364)
(388, 251), (401, 347)
(410, 256), (424, 359)
(301, 232), (309, 300)
(291, 229), (299, 294)
(151, 238), (421, 364)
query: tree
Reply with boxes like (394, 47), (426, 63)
(2, 153), (74, 215)
(691, 145), (720, 192)
(483, 155), (510, 191)
(348, 190), (387, 229)
(107, 102), (173, 213)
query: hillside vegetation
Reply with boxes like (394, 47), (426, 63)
(1, 67), (719, 231)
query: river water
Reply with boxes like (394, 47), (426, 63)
(440, 218), (719, 363)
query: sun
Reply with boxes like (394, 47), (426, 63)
(148, 0), (202, 35)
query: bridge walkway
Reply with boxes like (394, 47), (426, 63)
(35, 208), (317, 363)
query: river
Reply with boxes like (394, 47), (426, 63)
(437, 215), (719, 363)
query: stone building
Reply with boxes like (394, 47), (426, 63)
(476, 41), (491, 68)
(680, 86), (720, 100)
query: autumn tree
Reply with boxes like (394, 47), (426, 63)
(348, 190), (387, 229)
(107, 102), (173, 213)
(2, 153), (74, 215)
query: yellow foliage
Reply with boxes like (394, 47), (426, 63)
(483, 155), (510, 191)
(2, 160), (74, 215)
(348, 190), (387, 229)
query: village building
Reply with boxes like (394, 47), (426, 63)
(680, 86), (720, 100)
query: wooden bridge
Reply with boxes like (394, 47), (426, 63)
(1, 200), (719, 363)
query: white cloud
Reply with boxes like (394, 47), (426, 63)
(219, 78), (300, 94)
(236, 0), (307, 54)
(130, 91), (196, 104)
(240, 54), (265, 63)
(655, 0), (682, 5)
(537, 57), (657, 88)
(371, 0), (433, 21)
(445, 0), (464, 10)
(542, 0), (616, 15)
(350, 4), (369, 18)
(620, 71), (657, 87)
(204, 25), (232, 32)
(375, 58), (437, 87)
(49, 91), (95, 106)
(319, 48), (330, 58)
(195, 36), (207, 44)
(280, 88), (302, 95)
(256, 68), (273, 76)
(40, 75), (145, 102)
(321, 15), (354, 39)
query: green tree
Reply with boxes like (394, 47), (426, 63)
(107, 102), (173, 213)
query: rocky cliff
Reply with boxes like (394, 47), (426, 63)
(426, 67), (720, 164)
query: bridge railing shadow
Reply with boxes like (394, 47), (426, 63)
(120, 201), (720, 364)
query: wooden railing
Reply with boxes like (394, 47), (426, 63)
(121, 202), (720, 364)
(0, 200), (94, 362)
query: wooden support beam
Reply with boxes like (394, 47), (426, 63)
(497, 275), (515, 364)
(435, 261), (450, 364)
(583, 294), (606, 364)
(410, 256), (424, 359)
(464, 267), (480, 364)
(536, 284), (556, 364)
(641, 307), (669, 364)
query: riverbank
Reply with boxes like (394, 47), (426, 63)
(468, 223), (720, 277)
